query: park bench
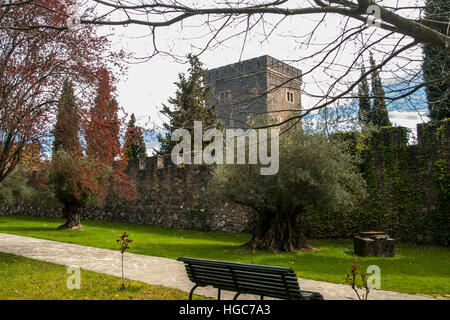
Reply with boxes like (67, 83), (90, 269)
(177, 257), (324, 300)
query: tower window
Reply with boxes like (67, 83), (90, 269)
(225, 90), (231, 102)
(286, 91), (294, 103)
(247, 114), (253, 126)
(219, 90), (232, 103)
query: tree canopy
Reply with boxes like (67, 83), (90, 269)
(53, 79), (81, 155)
(211, 130), (366, 252)
(358, 65), (372, 128)
(3, 1), (447, 129)
(0, 0), (122, 183)
(423, 0), (450, 121)
(158, 54), (221, 155)
(124, 113), (147, 160)
(369, 55), (391, 128)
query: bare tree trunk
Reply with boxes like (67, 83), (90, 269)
(57, 206), (83, 230)
(121, 252), (125, 289)
(247, 210), (312, 252)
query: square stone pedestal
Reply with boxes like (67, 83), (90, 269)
(354, 232), (395, 257)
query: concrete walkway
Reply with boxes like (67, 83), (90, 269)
(0, 233), (435, 300)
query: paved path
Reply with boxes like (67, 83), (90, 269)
(0, 233), (435, 300)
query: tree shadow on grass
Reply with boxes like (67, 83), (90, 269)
(0, 226), (57, 232)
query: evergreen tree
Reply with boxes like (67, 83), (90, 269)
(86, 69), (121, 164)
(50, 79), (91, 230)
(357, 65), (372, 128)
(423, 0), (450, 121)
(50, 69), (131, 231)
(158, 54), (221, 155)
(124, 113), (147, 160)
(52, 78), (81, 154)
(369, 55), (391, 127)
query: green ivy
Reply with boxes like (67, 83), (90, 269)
(303, 121), (449, 245)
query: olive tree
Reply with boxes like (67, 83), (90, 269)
(211, 130), (366, 252)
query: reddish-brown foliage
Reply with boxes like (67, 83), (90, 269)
(0, 0), (123, 183)
(85, 68), (134, 202)
(53, 79), (82, 155)
(1, 1), (132, 229)
(86, 68), (121, 164)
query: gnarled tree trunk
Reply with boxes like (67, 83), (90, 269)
(57, 206), (83, 230)
(248, 210), (312, 252)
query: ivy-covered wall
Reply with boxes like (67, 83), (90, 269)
(302, 119), (450, 245)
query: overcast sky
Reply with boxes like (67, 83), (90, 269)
(93, 1), (429, 151)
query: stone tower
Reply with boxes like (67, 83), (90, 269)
(205, 55), (302, 128)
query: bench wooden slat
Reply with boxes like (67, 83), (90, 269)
(179, 257), (293, 272)
(187, 271), (300, 291)
(186, 272), (235, 285)
(188, 264), (299, 281)
(187, 265), (299, 284)
(187, 272), (301, 292)
(235, 273), (298, 281)
(189, 277), (301, 300)
(188, 272), (301, 292)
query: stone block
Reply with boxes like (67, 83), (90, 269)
(354, 232), (395, 257)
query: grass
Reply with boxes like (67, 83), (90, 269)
(0, 252), (208, 300)
(0, 215), (449, 297)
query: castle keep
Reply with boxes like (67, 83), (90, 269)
(206, 55), (302, 128)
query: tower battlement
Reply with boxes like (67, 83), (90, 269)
(206, 55), (302, 82)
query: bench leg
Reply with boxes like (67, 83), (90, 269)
(218, 289), (221, 300)
(233, 292), (240, 300)
(260, 295), (264, 300)
(189, 285), (199, 300)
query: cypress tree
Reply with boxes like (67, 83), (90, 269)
(423, 0), (450, 121)
(124, 113), (147, 160)
(158, 54), (221, 155)
(358, 65), (372, 128)
(86, 69), (121, 164)
(370, 55), (391, 127)
(52, 78), (81, 154)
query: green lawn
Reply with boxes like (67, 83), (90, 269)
(0, 252), (207, 300)
(0, 215), (449, 297)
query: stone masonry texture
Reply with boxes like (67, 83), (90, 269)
(206, 55), (302, 128)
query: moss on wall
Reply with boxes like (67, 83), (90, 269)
(302, 119), (450, 245)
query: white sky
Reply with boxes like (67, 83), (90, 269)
(92, 1), (429, 150)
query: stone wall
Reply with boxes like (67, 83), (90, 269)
(313, 119), (450, 244)
(0, 155), (253, 233)
(367, 120), (450, 244)
(2, 120), (448, 243)
(118, 156), (252, 232)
